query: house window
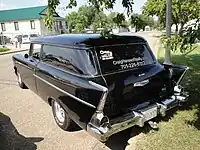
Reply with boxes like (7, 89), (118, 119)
(30, 20), (35, 29)
(59, 21), (62, 29)
(1, 23), (6, 31)
(14, 22), (19, 31)
(56, 21), (59, 31)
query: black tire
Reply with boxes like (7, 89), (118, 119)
(51, 99), (75, 131)
(16, 71), (27, 89)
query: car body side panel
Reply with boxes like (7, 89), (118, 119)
(12, 54), (38, 93)
(35, 62), (103, 129)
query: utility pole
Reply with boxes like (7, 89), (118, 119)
(164, 0), (172, 65)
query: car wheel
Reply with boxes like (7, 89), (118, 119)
(51, 99), (75, 131)
(16, 72), (27, 89)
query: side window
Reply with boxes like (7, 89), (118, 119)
(41, 45), (97, 75)
(30, 43), (42, 60)
(42, 45), (81, 74)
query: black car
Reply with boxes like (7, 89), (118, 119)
(12, 34), (189, 142)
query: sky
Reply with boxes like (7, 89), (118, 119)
(0, 0), (146, 17)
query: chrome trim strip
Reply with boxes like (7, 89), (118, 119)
(134, 79), (149, 87)
(176, 66), (189, 85)
(89, 81), (107, 92)
(15, 61), (32, 70)
(89, 81), (108, 112)
(34, 74), (96, 109)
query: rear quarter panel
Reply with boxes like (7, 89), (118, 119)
(35, 62), (104, 129)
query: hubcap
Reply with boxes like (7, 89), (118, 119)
(54, 101), (65, 124)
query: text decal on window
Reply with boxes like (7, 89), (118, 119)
(113, 57), (146, 70)
(100, 50), (114, 60)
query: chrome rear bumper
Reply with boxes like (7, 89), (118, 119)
(87, 91), (189, 142)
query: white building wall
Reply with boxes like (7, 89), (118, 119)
(39, 19), (67, 36)
(0, 19), (41, 38)
(0, 18), (67, 38)
(39, 19), (57, 36)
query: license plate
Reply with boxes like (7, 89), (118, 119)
(139, 105), (158, 121)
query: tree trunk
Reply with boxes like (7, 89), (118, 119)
(135, 26), (138, 32)
(164, 0), (172, 65)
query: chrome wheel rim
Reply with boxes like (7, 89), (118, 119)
(54, 101), (65, 124)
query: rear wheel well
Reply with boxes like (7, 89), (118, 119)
(48, 97), (53, 106)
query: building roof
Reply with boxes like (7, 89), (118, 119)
(0, 6), (47, 22)
(32, 34), (146, 48)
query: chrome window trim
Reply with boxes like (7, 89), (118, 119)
(33, 74), (96, 109)
(15, 61), (32, 70)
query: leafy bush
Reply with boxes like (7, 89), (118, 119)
(161, 20), (200, 54)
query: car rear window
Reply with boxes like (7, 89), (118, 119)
(96, 44), (154, 74)
(30, 34), (38, 37)
(23, 35), (28, 38)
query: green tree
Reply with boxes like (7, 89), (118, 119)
(107, 12), (128, 28)
(66, 6), (128, 33)
(66, 5), (97, 33)
(107, 12), (117, 27)
(66, 12), (79, 32)
(92, 12), (110, 31)
(143, 0), (200, 35)
(130, 14), (154, 32)
(113, 13), (127, 28)
(46, 0), (134, 30)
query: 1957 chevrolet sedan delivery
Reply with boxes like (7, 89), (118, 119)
(12, 34), (189, 142)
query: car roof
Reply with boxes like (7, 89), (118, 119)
(31, 34), (147, 48)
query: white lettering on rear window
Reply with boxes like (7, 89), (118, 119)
(100, 50), (114, 60)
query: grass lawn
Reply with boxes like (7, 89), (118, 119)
(136, 45), (200, 150)
(0, 47), (10, 52)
